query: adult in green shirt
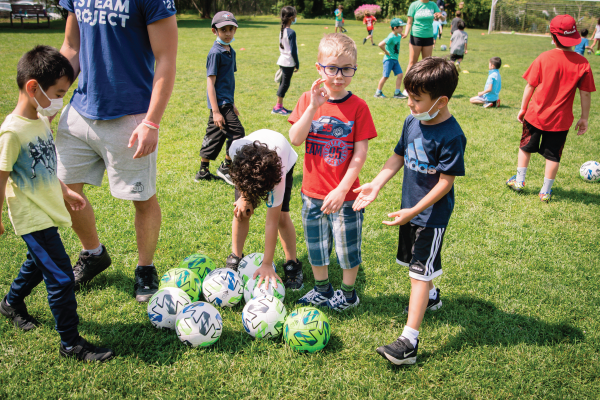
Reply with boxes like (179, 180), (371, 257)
(402, 0), (445, 77)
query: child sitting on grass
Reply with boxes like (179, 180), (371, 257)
(470, 57), (502, 108)
(375, 18), (407, 99)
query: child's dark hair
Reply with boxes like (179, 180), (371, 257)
(551, 33), (568, 49)
(457, 20), (465, 30)
(490, 57), (501, 69)
(404, 57), (459, 100)
(456, 11), (461, 17)
(17, 45), (74, 91)
(581, 28), (588, 37)
(230, 141), (283, 209)
(280, 6), (297, 50)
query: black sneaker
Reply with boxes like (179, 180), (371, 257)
(283, 259), (304, 290)
(0, 296), (40, 331)
(195, 168), (217, 182)
(59, 336), (115, 362)
(376, 336), (418, 365)
(225, 253), (244, 272)
(403, 288), (442, 314)
(216, 161), (234, 186)
(72, 246), (111, 291)
(362, 38), (367, 45)
(134, 265), (159, 303)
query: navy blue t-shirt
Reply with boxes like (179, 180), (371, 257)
(206, 41), (237, 109)
(394, 115), (466, 228)
(60, 0), (176, 120)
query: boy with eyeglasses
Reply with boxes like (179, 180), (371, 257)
(288, 33), (377, 312)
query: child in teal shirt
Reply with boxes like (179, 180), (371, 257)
(470, 57), (502, 108)
(375, 19), (407, 99)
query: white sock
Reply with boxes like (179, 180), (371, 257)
(541, 177), (555, 194)
(401, 325), (419, 347)
(65, 346), (73, 350)
(84, 244), (103, 256)
(516, 167), (527, 183)
(5, 300), (10, 306)
(429, 285), (437, 300)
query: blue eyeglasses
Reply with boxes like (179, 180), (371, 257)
(317, 63), (358, 77)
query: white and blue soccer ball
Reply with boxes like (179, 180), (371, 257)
(242, 295), (287, 339)
(579, 161), (600, 182)
(147, 287), (192, 330)
(243, 277), (285, 303)
(237, 253), (276, 286)
(175, 301), (223, 347)
(440, 44), (447, 51)
(202, 268), (244, 307)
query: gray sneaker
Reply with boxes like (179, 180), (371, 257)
(216, 161), (234, 186)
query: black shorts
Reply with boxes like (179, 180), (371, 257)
(367, 29), (373, 35)
(450, 53), (464, 62)
(235, 164), (295, 212)
(397, 223), (446, 282)
(520, 119), (568, 162)
(409, 36), (434, 47)
(200, 104), (245, 161)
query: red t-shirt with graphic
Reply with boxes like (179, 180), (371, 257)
(288, 92), (377, 201)
(363, 15), (377, 29)
(523, 49), (596, 132)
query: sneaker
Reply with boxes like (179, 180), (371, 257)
(393, 91), (408, 99)
(506, 175), (525, 192)
(297, 286), (333, 307)
(402, 89), (409, 97)
(325, 289), (360, 312)
(134, 265), (159, 303)
(271, 106), (290, 116)
(0, 296), (40, 331)
(454, 61), (461, 71)
(483, 101), (495, 108)
(216, 161), (234, 186)
(374, 91), (386, 98)
(73, 246), (111, 290)
(496, 99), (501, 107)
(194, 168), (217, 182)
(59, 336), (115, 362)
(225, 252), (244, 272)
(539, 190), (552, 203)
(282, 259), (304, 290)
(363, 38), (367, 45)
(372, 43), (377, 46)
(376, 336), (419, 366)
(403, 288), (442, 314)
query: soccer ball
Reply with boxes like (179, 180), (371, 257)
(243, 277), (285, 303)
(237, 253), (276, 285)
(159, 268), (202, 301)
(284, 306), (331, 353)
(440, 44), (447, 51)
(202, 268), (244, 307)
(579, 161), (600, 182)
(147, 287), (192, 330)
(175, 301), (223, 347)
(242, 295), (287, 339)
(179, 253), (215, 282)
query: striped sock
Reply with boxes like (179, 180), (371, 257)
(315, 279), (331, 294)
(341, 282), (355, 299)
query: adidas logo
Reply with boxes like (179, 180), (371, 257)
(404, 138), (437, 175)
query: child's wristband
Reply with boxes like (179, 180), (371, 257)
(142, 119), (159, 130)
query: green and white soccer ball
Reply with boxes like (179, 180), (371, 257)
(179, 253), (215, 283)
(242, 295), (287, 339)
(159, 268), (202, 301)
(284, 306), (331, 353)
(440, 44), (447, 51)
(147, 287), (192, 330)
(202, 268), (244, 307)
(237, 253), (276, 286)
(244, 277), (285, 303)
(175, 301), (223, 347)
(579, 161), (600, 182)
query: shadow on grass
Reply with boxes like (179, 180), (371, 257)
(550, 187), (600, 205)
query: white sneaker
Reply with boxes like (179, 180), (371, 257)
(296, 287), (333, 307)
(325, 289), (360, 312)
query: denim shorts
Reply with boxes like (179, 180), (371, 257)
(301, 193), (364, 269)
(383, 59), (402, 78)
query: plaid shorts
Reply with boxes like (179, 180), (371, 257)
(301, 193), (364, 269)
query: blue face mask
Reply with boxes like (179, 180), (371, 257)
(216, 37), (234, 45)
(292, 17), (297, 25)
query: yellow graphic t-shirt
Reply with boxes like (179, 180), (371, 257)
(0, 114), (71, 236)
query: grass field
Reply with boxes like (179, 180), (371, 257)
(1, 15), (600, 399)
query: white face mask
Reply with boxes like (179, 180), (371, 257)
(411, 97), (441, 122)
(34, 85), (64, 117)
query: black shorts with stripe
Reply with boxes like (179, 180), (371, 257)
(396, 223), (446, 282)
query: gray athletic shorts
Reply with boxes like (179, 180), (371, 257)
(335, 20), (344, 27)
(56, 104), (157, 201)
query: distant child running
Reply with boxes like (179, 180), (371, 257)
(450, 20), (467, 68)
(0, 45), (114, 362)
(354, 57), (465, 365)
(470, 57), (502, 108)
(507, 15), (595, 203)
(432, 16), (442, 46)
(375, 18), (408, 99)
(363, 12), (377, 46)
(574, 29), (592, 55)
(289, 33), (377, 311)
(273, 6), (299, 116)
(590, 18), (600, 53)
(196, 11), (245, 185)
(334, 4), (346, 33)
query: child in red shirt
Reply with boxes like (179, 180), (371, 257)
(507, 15), (595, 202)
(362, 12), (377, 46)
(289, 33), (377, 311)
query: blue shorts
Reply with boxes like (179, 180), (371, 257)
(301, 193), (364, 269)
(383, 59), (402, 78)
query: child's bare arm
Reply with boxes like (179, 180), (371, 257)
(518, 83), (536, 123)
(289, 79), (329, 146)
(0, 171), (9, 235)
(60, 179), (86, 211)
(378, 40), (388, 54)
(207, 76), (225, 129)
(575, 90), (591, 136)
(478, 84), (492, 97)
(353, 152), (403, 211)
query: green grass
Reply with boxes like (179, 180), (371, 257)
(1, 16), (600, 399)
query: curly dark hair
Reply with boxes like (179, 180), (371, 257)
(230, 141), (283, 209)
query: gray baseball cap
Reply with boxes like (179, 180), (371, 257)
(212, 11), (238, 29)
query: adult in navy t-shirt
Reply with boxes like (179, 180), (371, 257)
(394, 114), (466, 227)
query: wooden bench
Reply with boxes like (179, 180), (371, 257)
(10, 4), (50, 28)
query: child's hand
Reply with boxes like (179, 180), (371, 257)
(233, 197), (254, 220)
(385, 51), (390, 56)
(64, 188), (86, 211)
(465, 50), (468, 54)
(352, 182), (380, 211)
(321, 187), (346, 214)
(294, 68), (299, 73)
(382, 209), (414, 226)
(401, 32), (408, 39)
(310, 78), (330, 109)
(253, 267), (283, 291)
(213, 111), (225, 129)
(478, 91), (484, 96)
(0, 221), (5, 236)
(575, 118), (588, 135)
(517, 109), (527, 124)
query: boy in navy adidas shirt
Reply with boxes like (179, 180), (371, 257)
(353, 57), (465, 365)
